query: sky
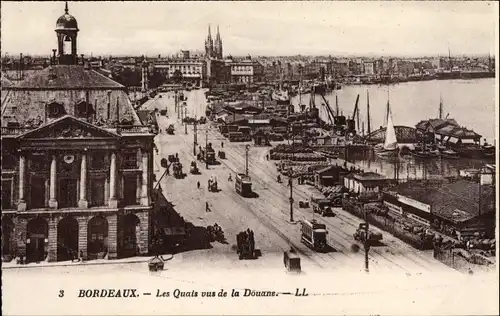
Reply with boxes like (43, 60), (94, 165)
(1, 1), (498, 57)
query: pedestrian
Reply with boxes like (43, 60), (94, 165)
(197, 181), (200, 189)
(166, 167), (170, 175)
(79, 250), (84, 262)
(221, 141), (224, 148)
(228, 173), (232, 181)
(206, 202), (210, 212)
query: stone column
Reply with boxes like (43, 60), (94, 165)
(140, 150), (150, 206)
(18, 153), (27, 211)
(137, 211), (149, 255)
(48, 154), (58, 209)
(108, 152), (118, 208)
(78, 153), (88, 208)
(47, 216), (58, 262)
(107, 214), (118, 259)
(76, 216), (88, 260)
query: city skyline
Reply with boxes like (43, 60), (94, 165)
(1, 1), (498, 57)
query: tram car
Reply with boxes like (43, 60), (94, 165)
(300, 219), (328, 252)
(235, 173), (252, 197)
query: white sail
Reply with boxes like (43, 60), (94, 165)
(384, 108), (398, 150)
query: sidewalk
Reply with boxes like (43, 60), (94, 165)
(2, 255), (152, 270)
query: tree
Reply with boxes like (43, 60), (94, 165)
(172, 70), (183, 83)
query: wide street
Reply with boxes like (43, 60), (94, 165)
(148, 89), (459, 274)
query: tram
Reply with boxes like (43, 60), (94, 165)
(235, 173), (252, 197)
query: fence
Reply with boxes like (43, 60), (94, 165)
(433, 245), (494, 273)
(342, 199), (433, 250)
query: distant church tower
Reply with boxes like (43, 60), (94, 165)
(214, 25), (223, 60)
(205, 25), (214, 58)
(55, 2), (79, 65)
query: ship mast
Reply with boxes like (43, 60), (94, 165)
(366, 89), (371, 135)
(439, 94), (443, 120)
(335, 94), (339, 116)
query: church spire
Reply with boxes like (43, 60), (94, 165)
(216, 25), (221, 40)
(207, 24), (212, 40)
(65, 1), (68, 14)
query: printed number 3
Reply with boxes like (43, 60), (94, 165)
(59, 290), (64, 298)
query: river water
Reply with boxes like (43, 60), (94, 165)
(291, 79), (497, 180)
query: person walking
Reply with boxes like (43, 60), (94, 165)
(197, 181), (200, 189)
(228, 173), (232, 182)
(206, 202), (210, 212)
(221, 141), (224, 148)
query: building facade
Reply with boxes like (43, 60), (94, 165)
(229, 58), (264, 84)
(1, 4), (155, 263)
(154, 60), (207, 87)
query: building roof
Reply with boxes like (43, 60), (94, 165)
(435, 124), (481, 139)
(225, 113), (248, 124)
(315, 165), (340, 174)
(352, 172), (387, 181)
(9, 65), (124, 90)
(431, 180), (495, 223)
(390, 180), (495, 224)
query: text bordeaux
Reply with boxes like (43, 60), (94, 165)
(78, 289), (139, 298)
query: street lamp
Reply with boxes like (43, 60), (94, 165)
(245, 145), (250, 176)
(193, 118), (198, 156)
(205, 129), (208, 169)
(184, 107), (188, 134)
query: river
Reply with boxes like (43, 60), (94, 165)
(291, 78), (497, 180)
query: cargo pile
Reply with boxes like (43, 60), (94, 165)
(319, 185), (346, 200)
(270, 144), (327, 161)
(277, 161), (329, 177)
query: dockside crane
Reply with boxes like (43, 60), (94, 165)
(319, 92), (337, 127)
(346, 94), (360, 134)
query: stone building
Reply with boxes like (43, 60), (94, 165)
(1, 3), (155, 263)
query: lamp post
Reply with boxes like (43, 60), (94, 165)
(289, 123), (294, 223)
(205, 129), (208, 169)
(245, 145), (250, 176)
(185, 107), (188, 134)
(364, 210), (370, 273)
(193, 119), (198, 156)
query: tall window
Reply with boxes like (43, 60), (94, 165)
(1, 179), (13, 209)
(1, 154), (17, 170)
(91, 152), (107, 170)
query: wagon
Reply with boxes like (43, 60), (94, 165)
(283, 250), (301, 272)
(148, 256), (165, 272)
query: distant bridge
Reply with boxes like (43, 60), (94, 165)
(364, 125), (422, 146)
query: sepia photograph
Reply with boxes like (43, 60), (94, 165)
(1, 1), (498, 315)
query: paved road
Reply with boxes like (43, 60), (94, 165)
(151, 91), (457, 274)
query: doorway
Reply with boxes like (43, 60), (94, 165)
(59, 178), (78, 208)
(26, 217), (48, 263)
(57, 217), (79, 261)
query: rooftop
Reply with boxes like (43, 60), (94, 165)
(8, 65), (124, 90)
(390, 180), (495, 223)
(352, 172), (387, 181)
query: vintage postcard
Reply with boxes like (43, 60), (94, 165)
(1, 1), (498, 315)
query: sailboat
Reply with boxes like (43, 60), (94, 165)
(374, 103), (399, 157)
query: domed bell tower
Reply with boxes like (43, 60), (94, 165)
(55, 2), (79, 65)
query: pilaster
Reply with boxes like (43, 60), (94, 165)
(107, 214), (118, 259)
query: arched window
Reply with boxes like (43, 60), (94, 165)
(46, 102), (66, 119)
(64, 35), (72, 55)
